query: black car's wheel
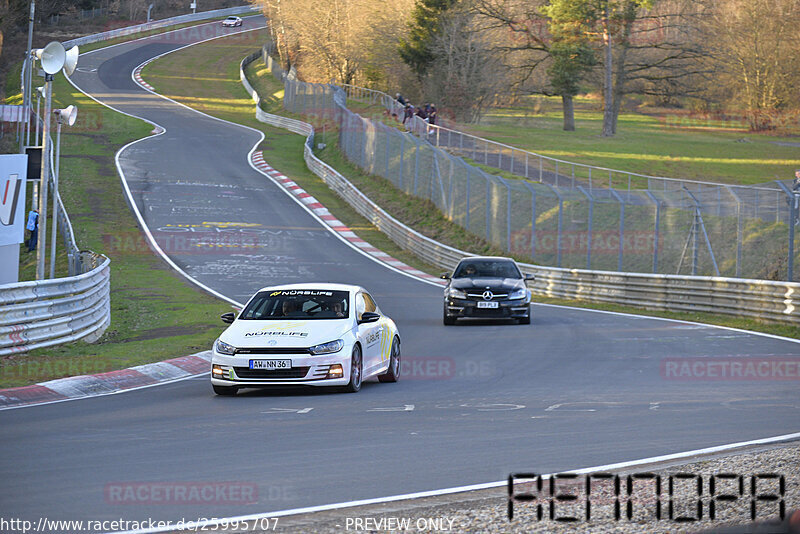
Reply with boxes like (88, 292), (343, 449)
(378, 337), (401, 383)
(443, 307), (456, 325)
(213, 385), (237, 396)
(343, 345), (363, 393)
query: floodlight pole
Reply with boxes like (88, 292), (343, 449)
(49, 118), (63, 279)
(36, 75), (52, 281)
(22, 1), (35, 151)
(34, 90), (42, 145)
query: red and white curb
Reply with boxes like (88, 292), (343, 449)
(0, 351), (211, 410)
(133, 66), (155, 91)
(251, 151), (446, 285)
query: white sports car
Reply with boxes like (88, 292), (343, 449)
(221, 16), (243, 27)
(211, 283), (401, 395)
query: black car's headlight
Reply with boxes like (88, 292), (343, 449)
(447, 288), (467, 299)
(215, 339), (236, 355)
(309, 339), (344, 355)
(509, 288), (528, 300)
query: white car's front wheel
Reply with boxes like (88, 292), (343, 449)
(378, 337), (400, 383)
(343, 345), (362, 393)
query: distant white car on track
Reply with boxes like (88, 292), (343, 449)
(221, 16), (243, 27)
(211, 283), (401, 395)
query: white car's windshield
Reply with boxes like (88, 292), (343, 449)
(240, 289), (350, 320)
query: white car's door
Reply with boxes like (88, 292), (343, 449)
(355, 291), (382, 376)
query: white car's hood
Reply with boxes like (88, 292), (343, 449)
(221, 319), (353, 348)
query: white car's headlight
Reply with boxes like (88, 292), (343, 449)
(509, 288), (528, 300)
(215, 338), (236, 355)
(447, 288), (466, 299)
(309, 339), (344, 355)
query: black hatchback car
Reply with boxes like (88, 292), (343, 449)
(441, 257), (534, 325)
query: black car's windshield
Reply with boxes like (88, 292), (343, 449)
(453, 260), (521, 279)
(240, 289), (350, 320)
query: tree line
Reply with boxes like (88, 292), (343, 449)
(255, 0), (800, 135)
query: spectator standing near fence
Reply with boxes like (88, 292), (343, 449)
(26, 208), (39, 253)
(403, 104), (414, 125)
(396, 93), (407, 106)
(429, 104), (437, 126)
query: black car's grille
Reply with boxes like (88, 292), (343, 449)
(234, 347), (310, 355)
(233, 367), (310, 379)
(465, 292), (509, 300)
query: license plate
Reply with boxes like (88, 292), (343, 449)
(250, 359), (292, 370)
(477, 301), (499, 309)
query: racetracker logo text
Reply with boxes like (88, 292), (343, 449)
(104, 482), (258, 505)
(660, 357), (800, 381)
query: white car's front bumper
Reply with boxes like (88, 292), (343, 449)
(210, 349), (352, 388)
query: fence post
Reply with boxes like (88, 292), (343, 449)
(544, 184), (564, 267)
(523, 183), (537, 260)
(385, 125), (390, 178)
(399, 135), (405, 191)
(504, 179), (512, 252)
(775, 181), (798, 281)
(466, 166), (471, 230)
(725, 185), (742, 278)
(610, 189), (625, 271)
(486, 177), (491, 242)
(578, 186), (594, 269)
(645, 191), (660, 273)
(413, 137), (420, 195)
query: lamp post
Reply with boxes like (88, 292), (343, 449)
(34, 86), (44, 146)
(31, 40), (78, 280)
(19, 0), (36, 154)
(50, 105), (77, 279)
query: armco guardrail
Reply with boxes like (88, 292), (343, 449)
(241, 49), (800, 325)
(0, 253), (111, 356)
(63, 6), (254, 48)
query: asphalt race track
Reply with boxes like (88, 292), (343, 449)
(1, 17), (798, 527)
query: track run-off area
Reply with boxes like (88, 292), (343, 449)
(1, 16), (798, 529)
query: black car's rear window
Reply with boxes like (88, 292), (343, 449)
(453, 260), (521, 279)
(240, 290), (350, 320)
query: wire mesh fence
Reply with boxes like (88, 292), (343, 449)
(267, 49), (800, 281)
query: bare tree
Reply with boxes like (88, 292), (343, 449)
(426, 7), (506, 122)
(254, 0), (415, 85)
(704, 0), (800, 130)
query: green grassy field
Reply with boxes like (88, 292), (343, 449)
(462, 97), (800, 186)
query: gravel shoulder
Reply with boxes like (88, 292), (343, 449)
(247, 442), (800, 533)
